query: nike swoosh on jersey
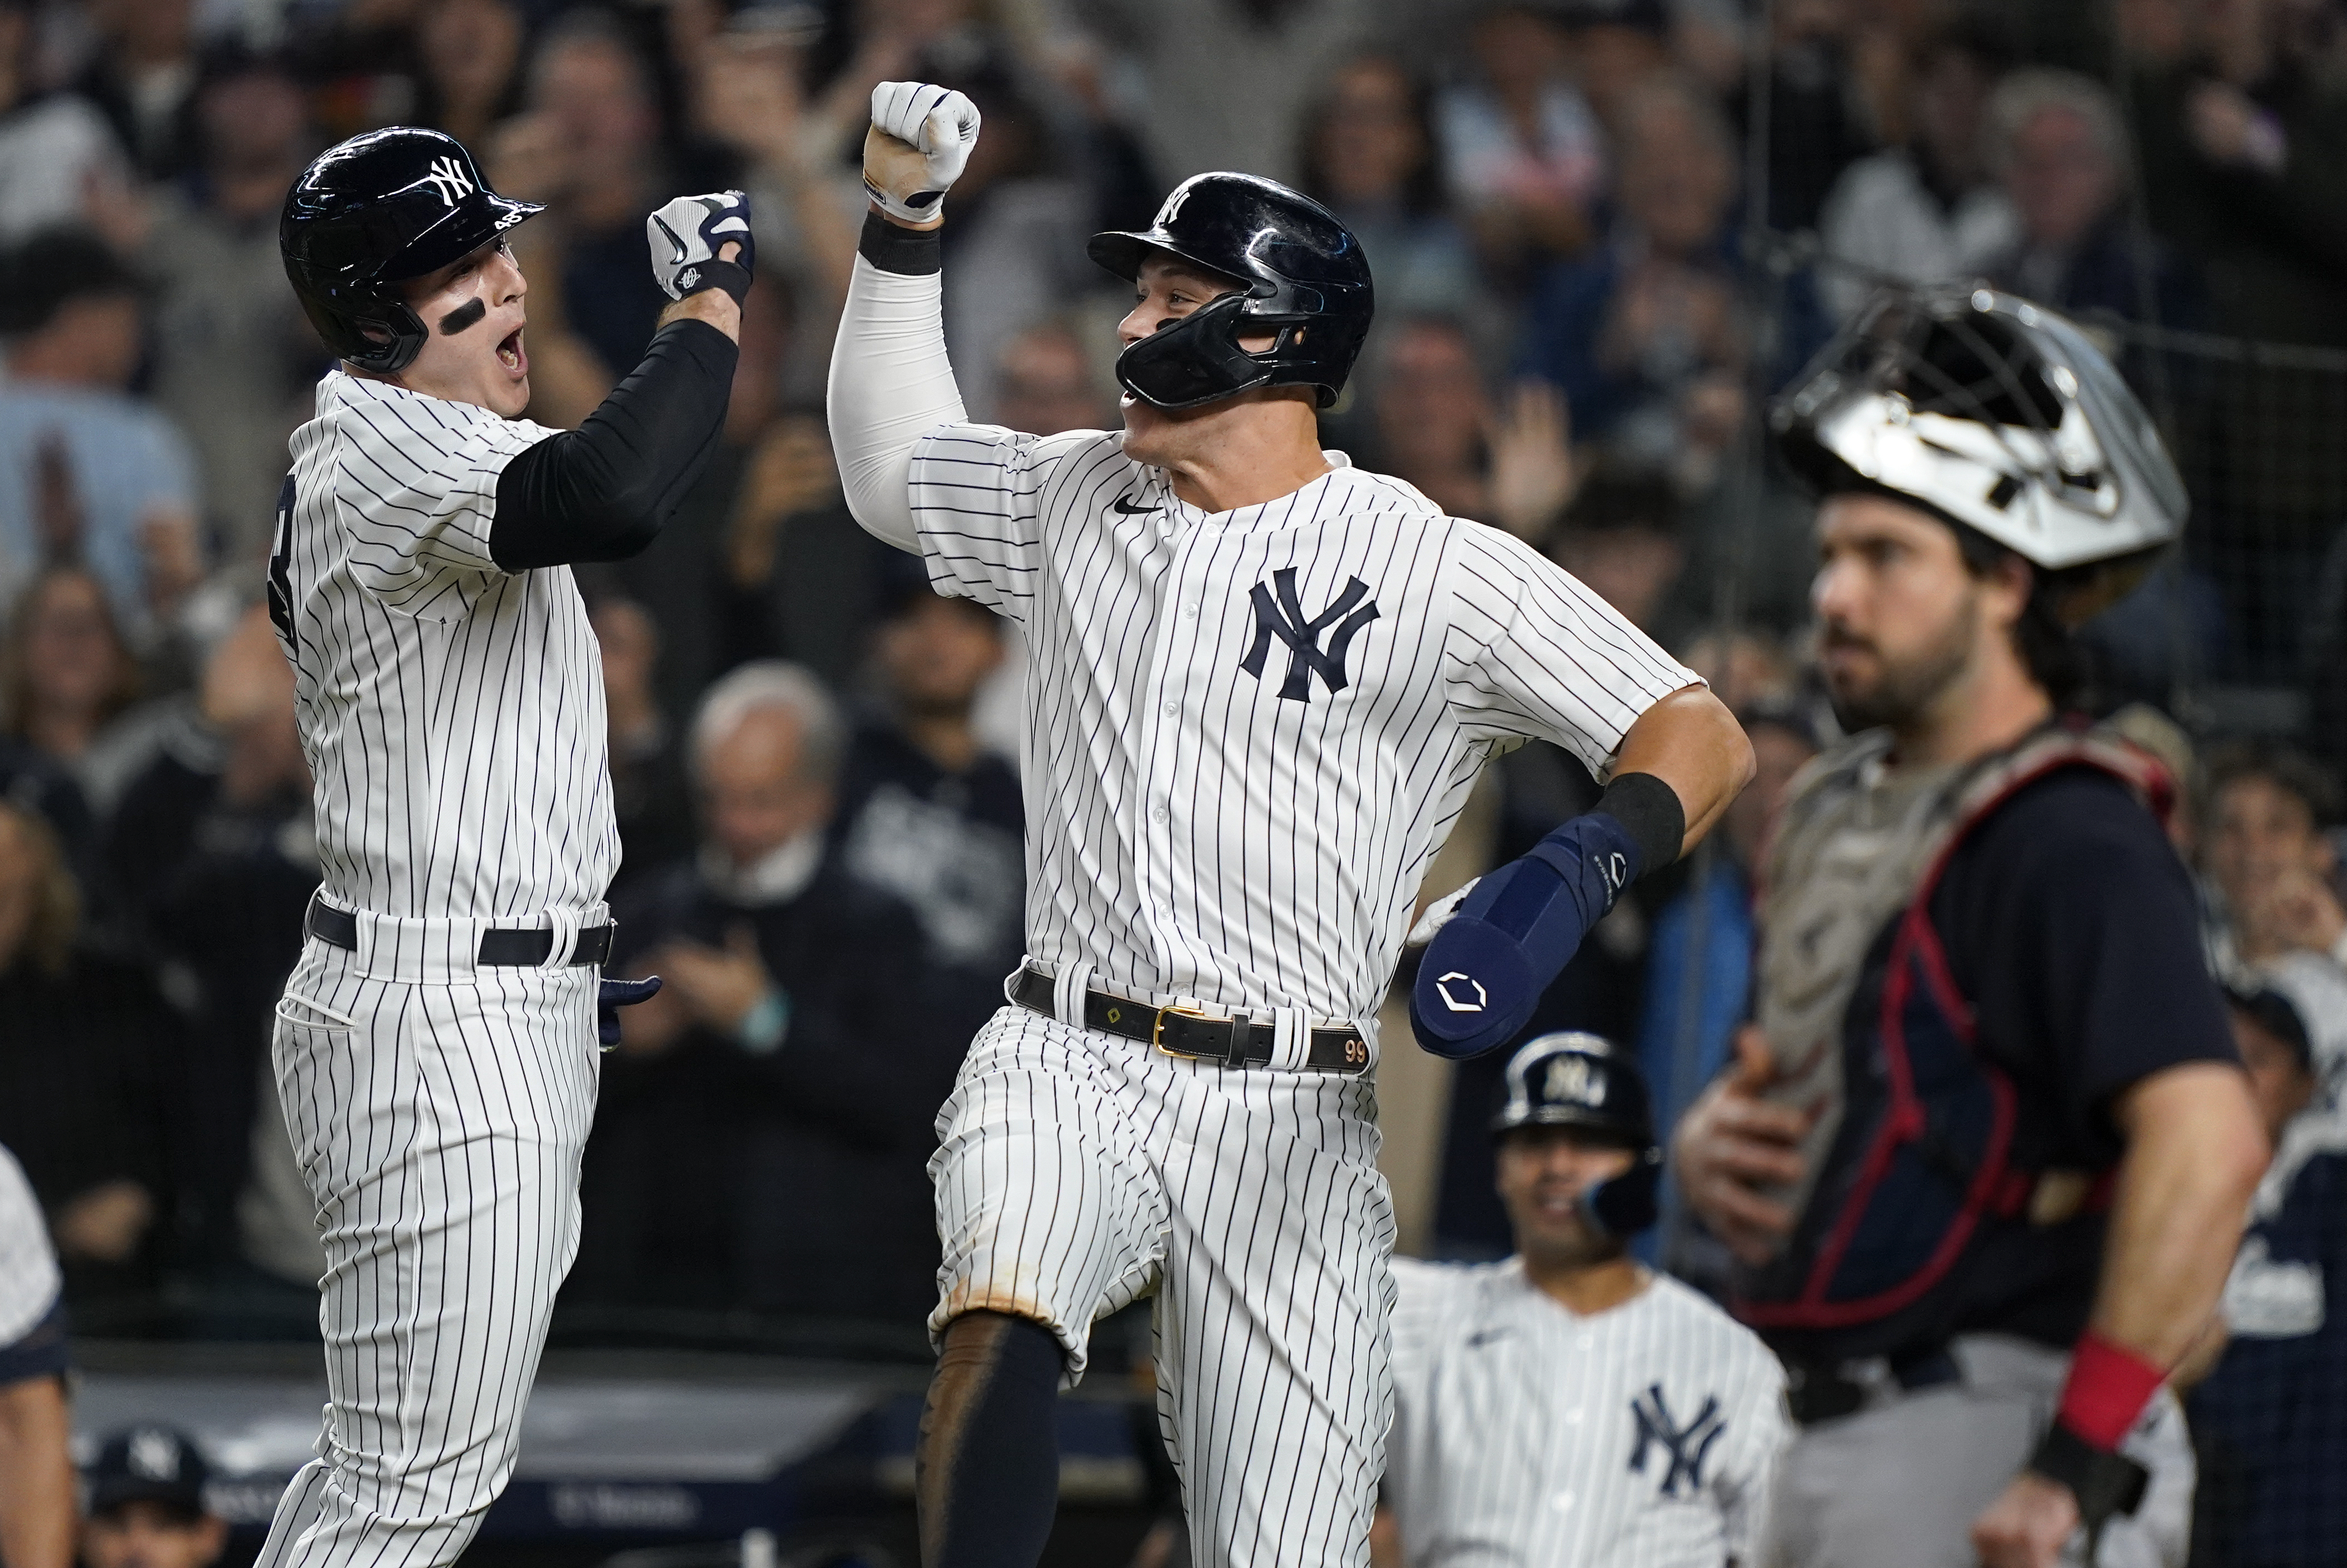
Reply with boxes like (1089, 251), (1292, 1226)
(1111, 493), (1157, 514)
(1466, 1327), (1513, 1348)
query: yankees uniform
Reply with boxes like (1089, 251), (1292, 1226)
(1387, 1259), (1788, 1566)
(0, 1142), (68, 1391)
(264, 128), (750, 1568)
(830, 148), (1700, 1558)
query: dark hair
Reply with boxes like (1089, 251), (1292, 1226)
(1913, 5), (2021, 80)
(2203, 739), (2344, 830)
(1561, 461), (1681, 538)
(0, 227), (142, 336)
(2225, 985), (2314, 1075)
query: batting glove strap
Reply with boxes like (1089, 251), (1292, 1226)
(2025, 1420), (2150, 1534)
(597, 975), (663, 1051)
(1409, 807), (1644, 1060)
(648, 191), (755, 301)
(863, 81), (980, 224)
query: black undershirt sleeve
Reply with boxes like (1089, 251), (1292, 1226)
(490, 317), (738, 571)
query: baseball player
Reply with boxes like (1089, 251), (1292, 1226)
(1673, 287), (2269, 1568)
(262, 127), (752, 1568)
(827, 84), (1755, 1567)
(0, 1142), (73, 1568)
(1382, 1033), (1788, 1568)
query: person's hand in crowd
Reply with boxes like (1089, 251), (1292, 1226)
(1969, 1472), (2082, 1568)
(654, 925), (775, 1036)
(1671, 1025), (1810, 1264)
(2187, 81), (2288, 174)
(2239, 865), (2347, 961)
(2169, 1311), (2231, 1391)
(728, 415), (841, 587)
(51, 1178), (153, 1264)
(139, 504), (204, 618)
(1484, 380), (1577, 543)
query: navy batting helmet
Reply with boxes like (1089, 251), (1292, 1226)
(281, 127), (542, 374)
(1493, 1032), (1662, 1238)
(1088, 171), (1373, 411)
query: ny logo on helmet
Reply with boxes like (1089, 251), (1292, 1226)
(1240, 567), (1380, 702)
(422, 156), (475, 208)
(1545, 1055), (1604, 1107)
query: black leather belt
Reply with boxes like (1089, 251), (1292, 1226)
(1784, 1345), (1963, 1427)
(306, 896), (615, 969)
(1012, 966), (1369, 1075)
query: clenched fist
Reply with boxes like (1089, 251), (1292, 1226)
(863, 81), (981, 227)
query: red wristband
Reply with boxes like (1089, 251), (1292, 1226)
(2057, 1330), (2166, 1451)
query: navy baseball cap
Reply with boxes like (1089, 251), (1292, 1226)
(87, 1425), (211, 1517)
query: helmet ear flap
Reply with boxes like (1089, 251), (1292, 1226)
(1578, 1145), (1663, 1239)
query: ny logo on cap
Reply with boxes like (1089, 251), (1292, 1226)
(1545, 1055), (1604, 1107)
(128, 1429), (183, 1482)
(422, 156), (475, 208)
(1240, 568), (1380, 702)
(1628, 1386), (1725, 1498)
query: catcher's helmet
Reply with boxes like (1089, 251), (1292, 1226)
(281, 127), (543, 374)
(1088, 171), (1373, 411)
(1493, 1032), (1661, 1238)
(1770, 285), (2185, 616)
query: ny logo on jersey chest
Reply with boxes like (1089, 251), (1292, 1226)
(1239, 567), (1380, 702)
(1627, 1385), (1725, 1498)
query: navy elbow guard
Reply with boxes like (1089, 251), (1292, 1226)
(1411, 772), (1684, 1059)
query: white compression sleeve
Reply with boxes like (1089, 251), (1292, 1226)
(826, 245), (967, 553)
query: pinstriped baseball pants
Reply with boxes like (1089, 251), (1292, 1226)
(254, 941), (599, 1568)
(930, 1004), (1399, 1567)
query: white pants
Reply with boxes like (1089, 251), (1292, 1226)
(930, 1004), (1398, 1568)
(1762, 1334), (2195, 1568)
(253, 939), (600, 1568)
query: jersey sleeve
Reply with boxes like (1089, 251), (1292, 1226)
(329, 382), (557, 616)
(1443, 523), (1700, 775)
(1711, 1336), (1792, 1562)
(905, 424), (1119, 625)
(0, 1146), (65, 1388)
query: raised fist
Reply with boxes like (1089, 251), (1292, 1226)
(647, 190), (754, 303)
(863, 81), (981, 226)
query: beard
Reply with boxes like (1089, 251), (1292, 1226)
(1821, 590), (1980, 734)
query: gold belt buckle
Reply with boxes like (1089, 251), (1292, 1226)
(1151, 1003), (1218, 1058)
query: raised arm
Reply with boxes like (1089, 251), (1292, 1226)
(827, 83), (982, 553)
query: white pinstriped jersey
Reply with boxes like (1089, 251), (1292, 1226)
(269, 370), (615, 919)
(907, 427), (1697, 1034)
(0, 1145), (60, 1348)
(1386, 1259), (1789, 1567)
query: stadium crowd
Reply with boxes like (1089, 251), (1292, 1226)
(1, 0), (2346, 1560)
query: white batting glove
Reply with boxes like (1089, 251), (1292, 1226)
(1406, 879), (1480, 947)
(647, 190), (754, 303)
(862, 81), (981, 225)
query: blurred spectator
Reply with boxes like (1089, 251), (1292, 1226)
(0, 567), (140, 835)
(1547, 460), (1690, 645)
(102, 606), (313, 1289)
(1555, 0), (1674, 136)
(75, 0), (198, 183)
(0, 230), (203, 646)
(142, 50), (323, 569)
(2199, 740), (2347, 977)
(1364, 315), (1576, 539)
(80, 1426), (227, 1568)
(1735, 0), (1879, 234)
(523, 15), (674, 381)
(0, 1142), (72, 1568)
(2129, 0), (2347, 345)
(1982, 69), (2203, 329)
(834, 564), (1022, 1015)
(414, 0), (527, 151)
(0, 798), (177, 1316)
(0, 0), (131, 245)
(591, 593), (693, 895)
(1435, 4), (1605, 284)
(1298, 56), (1478, 322)
(991, 317), (1114, 436)
(1518, 78), (1816, 488)
(1079, 0), (1379, 190)
(1816, 10), (2020, 320)
(2190, 974), (2347, 1568)
(579, 663), (957, 1323)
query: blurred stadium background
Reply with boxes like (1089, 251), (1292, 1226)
(4, 0), (2346, 1564)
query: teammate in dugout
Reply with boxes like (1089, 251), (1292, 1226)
(827, 83), (1754, 1567)
(265, 128), (752, 1568)
(1672, 287), (2271, 1568)
(1378, 1033), (1789, 1568)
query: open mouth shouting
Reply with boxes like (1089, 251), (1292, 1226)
(496, 325), (527, 377)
